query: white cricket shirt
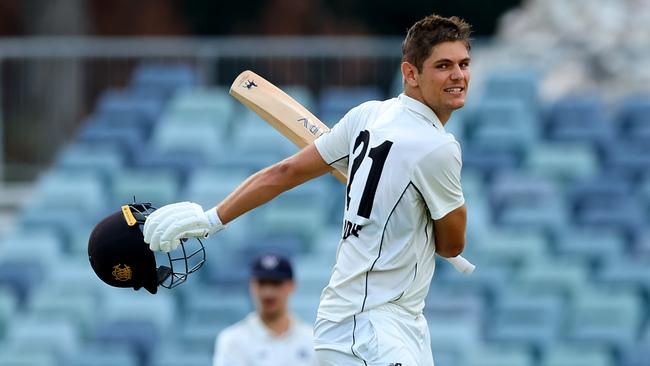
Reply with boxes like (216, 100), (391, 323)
(213, 312), (318, 366)
(314, 93), (464, 322)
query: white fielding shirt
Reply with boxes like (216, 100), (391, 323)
(213, 312), (318, 366)
(314, 94), (465, 323)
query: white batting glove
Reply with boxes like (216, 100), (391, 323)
(143, 202), (224, 253)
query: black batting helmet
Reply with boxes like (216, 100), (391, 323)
(88, 202), (206, 294)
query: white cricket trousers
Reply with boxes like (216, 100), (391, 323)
(313, 303), (434, 366)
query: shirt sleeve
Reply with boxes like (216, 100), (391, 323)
(213, 330), (246, 366)
(314, 108), (359, 165)
(412, 141), (465, 220)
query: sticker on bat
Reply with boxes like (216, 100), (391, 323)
(297, 117), (323, 136)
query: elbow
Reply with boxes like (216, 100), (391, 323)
(436, 239), (465, 258)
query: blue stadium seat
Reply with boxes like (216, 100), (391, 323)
(319, 86), (383, 125)
(554, 227), (626, 264)
(616, 94), (650, 142)
(0, 286), (18, 338)
(67, 345), (139, 366)
(0, 229), (64, 302)
(0, 347), (57, 366)
(166, 87), (234, 124)
(99, 290), (176, 334)
(27, 286), (98, 337)
(470, 228), (549, 268)
(604, 141), (650, 179)
(463, 345), (534, 366)
(463, 99), (539, 151)
(597, 258), (650, 295)
(525, 142), (598, 182)
(515, 258), (590, 298)
(482, 68), (540, 112)
(109, 168), (180, 208)
(461, 145), (519, 178)
(230, 111), (297, 159)
(150, 120), (225, 162)
(4, 315), (81, 361)
(540, 345), (614, 366)
(177, 321), (222, 353)
(487, 290), (564, 351)
(96, 88), (164, 125)
(183, 287), (252, 328)
(489, 173), (565, 234)
(149, 345), (213, 366)
(55, 143), (125, 183)
(544, 95), (614, 151)
(26, 170), (109, 215)
(565, 288), (643, 350)
(93, 319), (159, 365)
(130, 63), (196, 98)
(76, 121), (147, 159)
(132, 148), (205, 179)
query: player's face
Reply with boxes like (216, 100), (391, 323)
(250, 278), (294, 320)
(412, 41), (471, 123)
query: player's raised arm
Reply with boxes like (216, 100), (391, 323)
(142, 143), (332, 252)
(216, 144), (332, 224)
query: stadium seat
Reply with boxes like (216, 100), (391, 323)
(482, 68), (540, 112)
(177, 321), (223, 353)
(96, 88), (164, 126)
(461, 145), (519, 178)
(525, 142), (598, 182)
(93, 319), (159, 365)
(26, 170), (108, 215)
(616, 93), (650, 141)
(470, 227), (549, 268)
(150, 120), (225, 161)
(149, 345), (213, 366)
(99, 290), (176, 334)
(554, 227), (626, 264)
(0, 347), (58, 366)
(319, 86), (384, 125)
(76, 122), (147, 160)
(183, 288), (252, 328)
(132, 148), (205, 179)
(605, 141), (650, 179)
(230, 110), (297, 159)
(130, 63), (196, 97)
(27, 286), (98, 337)
(597, 257), (650, 296)
(463, 98), (539, 151)
(109, 168), (180, 208)
(487, 289), (564, 351)
(514, 258), (590, 298)
(463, 344), (534, 366)
(540, 345), (614, 366)
(166, 87), (234, 125)
(4, 315), (81, 361)
(56, 143), (125, 182)
(0, 286), (17, 338)
(565, 287), (643, 350)
(67, 344), (139, 366)
(544, 95), (614, 151)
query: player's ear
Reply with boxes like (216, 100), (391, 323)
(401, 61), (419, 88)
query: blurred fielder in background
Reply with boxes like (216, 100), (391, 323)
(213, 253), (317, 366)
(144, 13), (471, 366)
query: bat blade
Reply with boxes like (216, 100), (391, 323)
(229, 70), (474, 275)
(230, 70), (347, 183)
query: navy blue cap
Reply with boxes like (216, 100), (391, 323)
(251, 253), (293, 281)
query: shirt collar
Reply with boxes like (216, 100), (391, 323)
(398, 93), (445, 131)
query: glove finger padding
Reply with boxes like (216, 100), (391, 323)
(158, 215), (211, 252)
(143, 202), (193, 243)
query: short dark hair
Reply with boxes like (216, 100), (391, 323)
(401, 14), (472, 72)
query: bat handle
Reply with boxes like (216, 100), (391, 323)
(445, 255), (475, 275)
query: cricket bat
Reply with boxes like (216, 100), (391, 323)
(230, 70), (475, 275)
